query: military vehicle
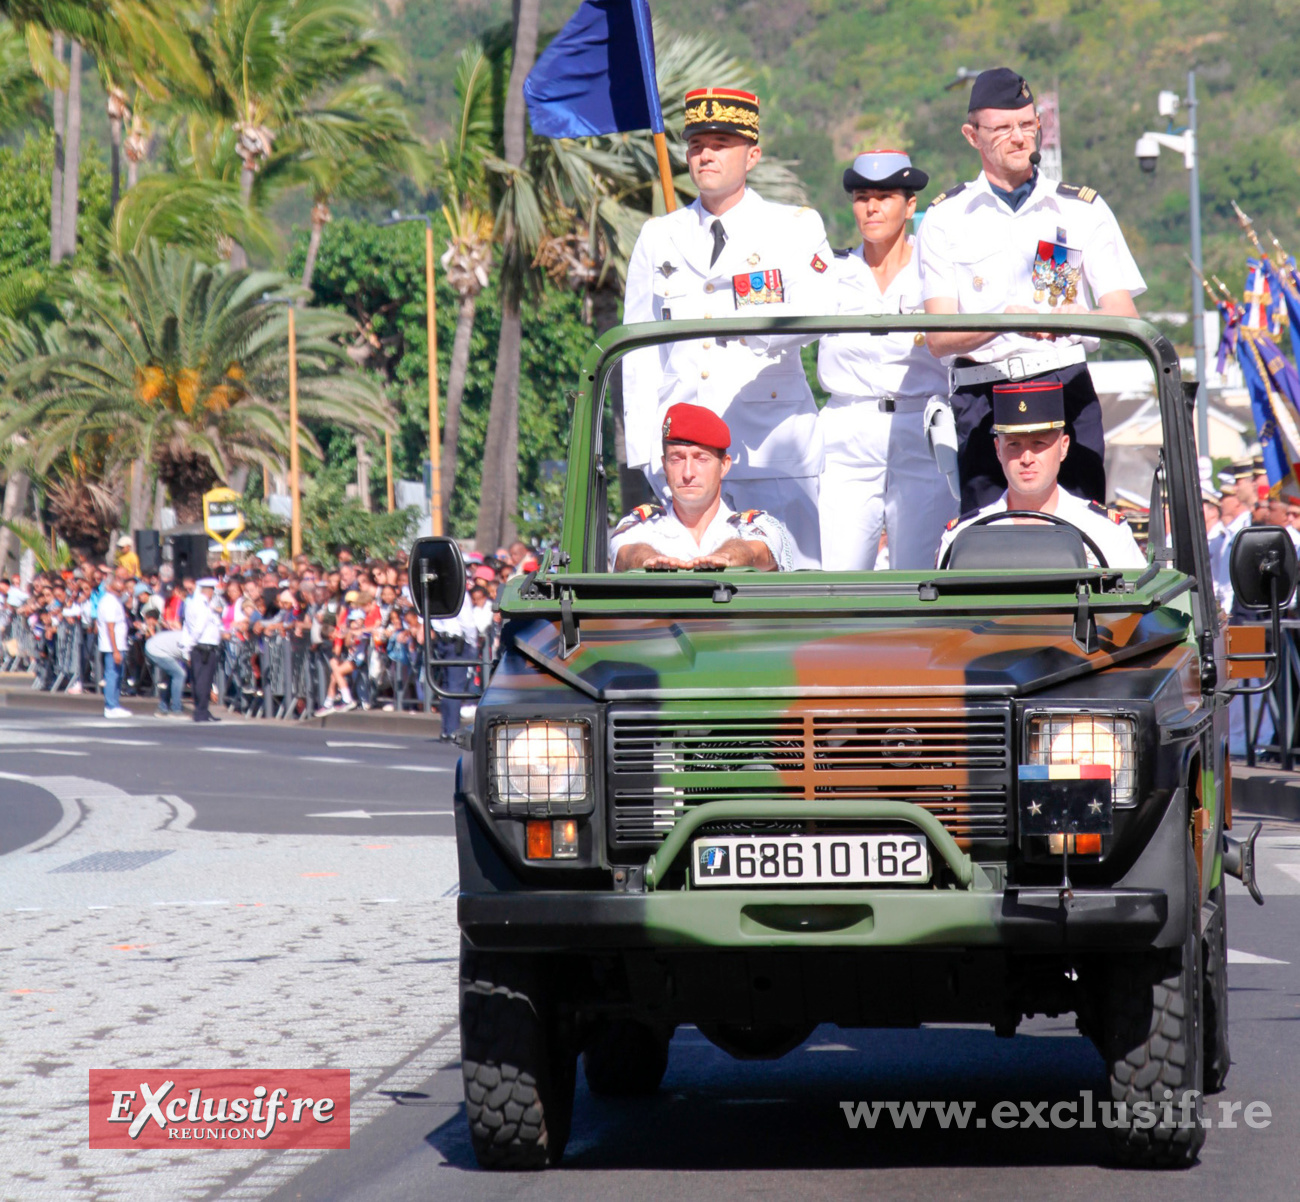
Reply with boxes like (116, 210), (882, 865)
(410, 313), (1292, 1170)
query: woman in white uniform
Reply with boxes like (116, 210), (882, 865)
(817, 150), (957, 569)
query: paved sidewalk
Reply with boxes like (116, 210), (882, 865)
(0, 771), (462, 1200)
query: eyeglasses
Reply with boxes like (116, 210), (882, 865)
(971, 118), (1039, 143)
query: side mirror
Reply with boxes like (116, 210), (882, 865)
(1229, 526), (1297, 610)
(408, 536), (466, 619)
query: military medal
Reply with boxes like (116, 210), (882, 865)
(747, 253), (761, 267)
(1034, 238), (1082, 308)
(733, 269), (785, 307)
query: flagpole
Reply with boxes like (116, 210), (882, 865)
(653, 131), (676, 213)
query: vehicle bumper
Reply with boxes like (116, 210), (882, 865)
(459, 884), (1168, 952)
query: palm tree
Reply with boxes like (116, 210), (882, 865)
(298, 82), (426, 296)
(3, 242), (390, 523)
(433, 42), (494, 516)
(0, 19), (44, 133)
(202, 0), (404, 269)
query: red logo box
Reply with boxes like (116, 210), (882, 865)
(89, 1070), (350, 1149)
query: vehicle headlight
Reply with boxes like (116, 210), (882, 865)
(1026, 713), (1137, 807)
(489, 720), (593, 816)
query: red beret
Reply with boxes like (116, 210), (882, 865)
(661, 403), (730, 451)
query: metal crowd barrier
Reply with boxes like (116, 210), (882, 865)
(1242, 617), (1300, 771)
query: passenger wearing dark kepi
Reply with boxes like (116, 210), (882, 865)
(937, 380), (1145, 569)
(918, 66), (1146, 512)
(610, 403), (793, 572)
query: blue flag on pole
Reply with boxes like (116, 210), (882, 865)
(524, 0), (664, 138)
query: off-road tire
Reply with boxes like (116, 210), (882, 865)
(1098, 847), (1205, 1168)
(460, 943), (575, 1169)
(1202, 875), (1231, 1094)
(582, 1019), (670, 1096)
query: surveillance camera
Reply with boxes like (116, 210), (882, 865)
(1157, 90), (1180, 119)
(1135, 133), (1160, 173)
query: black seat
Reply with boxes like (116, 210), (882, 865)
(945, 523), (1087, 571)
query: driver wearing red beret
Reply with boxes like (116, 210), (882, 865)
(611, 403), (793, 571)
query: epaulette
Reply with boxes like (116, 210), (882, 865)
(1056, 182), (1099, 204)
(929, 182), (967, 206)
(833, 247), (853, 259)
(1088, 500), (1125, 524)
(615, 502), (663, 530)
(728, 509), (766, 526)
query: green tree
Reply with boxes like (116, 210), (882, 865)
(2, 241), (390, 524)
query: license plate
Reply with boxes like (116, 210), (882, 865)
(691, 834), (931, 887)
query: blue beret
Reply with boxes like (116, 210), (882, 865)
(968, 67), (1034, 113)
(843, 149), (929, 193)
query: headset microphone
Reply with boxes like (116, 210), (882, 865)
(1029, 150), (1042, 166)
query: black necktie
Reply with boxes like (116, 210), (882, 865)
(709, 219), (727, 267)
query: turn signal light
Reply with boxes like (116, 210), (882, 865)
(526, 820), (552, 859)
(1047, 833), (1103, 856)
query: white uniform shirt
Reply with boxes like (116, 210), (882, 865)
(1216, 508), (1251, 611)
(433, 592), (479, 650)
(180, 591), (222, 653)
(609, 498), (794, 572)
(817, 239), (948, 400)
(916, 172), (1145, 364)
(621, 188), (837, 479)
(937, 487), (1146, 569)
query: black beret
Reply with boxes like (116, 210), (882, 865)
(968, 67), (1034, 113)
(842, 149), (929, 193)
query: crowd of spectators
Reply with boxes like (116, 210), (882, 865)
(0, 534), (542, 733)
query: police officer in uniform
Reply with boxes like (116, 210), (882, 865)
(610, 403), (793, 571)
(817, 149), (957, 569)
(621, 87), (837, 568)
(918, 67), (1146, 511)
(937, 380), (1145, 569)
(182, 576), (223, 722)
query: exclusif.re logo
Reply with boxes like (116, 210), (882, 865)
(88, 1070), (350, 1149)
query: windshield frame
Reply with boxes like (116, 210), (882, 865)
(560, 313), (1210, 633)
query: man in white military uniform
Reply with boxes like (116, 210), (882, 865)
(611, 403), (792, 572)
(937, 380), (1145, 569)
(621, 87), (837, 568)
(817, 149), (957, 569)
(181, 576), (223, 722)
(918, 67), (1146, 512)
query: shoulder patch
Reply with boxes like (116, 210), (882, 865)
(728, 509), (766, 526)
(1087, 500), (1125, 524)
(928, 182), (967, 206)
(1056, 182), (1099, 204)
(615, 502), (663, 532)
(833, 247), (854, 259)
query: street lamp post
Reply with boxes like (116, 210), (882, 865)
(381, 211), (443, 536)
(1136, 71), (1208, 452)
(258, 293), (302, 557)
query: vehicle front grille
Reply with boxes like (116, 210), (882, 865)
(608, 707), (1012, 849)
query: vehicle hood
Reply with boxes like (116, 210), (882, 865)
(507, 608), (1192, 700)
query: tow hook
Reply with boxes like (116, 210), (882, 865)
(1223, 822), (1264, 906)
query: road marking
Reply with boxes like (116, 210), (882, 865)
(80, 738), (159, 747)
(1, 749), (89, 757)
(198, 746), (259, 754)
(300, 755), (360, 764)
(305, 809), (446, 819)
(387, 764), (451, 774)
(1277, 863), (1300, 884)
(153, 900), (230, 907)
(805, 1043), (854, 1052)
(1228, 949), (1289, 965)
(325, 741), (405, 750)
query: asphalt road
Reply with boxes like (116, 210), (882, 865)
(3, 706), (1299, 1201)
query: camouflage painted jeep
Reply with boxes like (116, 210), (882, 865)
(410, 313), (1294, 1170)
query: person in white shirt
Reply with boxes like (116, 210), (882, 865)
(816, 149), (957, 569)
(96, 568), (131, 718)
(610, 403), (792, 572)
(918, 67), (1145, 512)
(1203, 488), (1229, 616)
(620, 86), (837, 567)
(181, 577), (223, 722)
(937, 380), (1145, 570)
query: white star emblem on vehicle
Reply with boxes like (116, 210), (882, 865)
(1089, 800), (1103, 814)
(1029, 800), (1042, 816)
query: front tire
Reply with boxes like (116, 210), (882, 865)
(1202, 875), (1231, 1094)
(460, 943), (575, 1169)
(1096, 847), (1205, 1167)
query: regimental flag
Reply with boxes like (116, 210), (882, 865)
(1237, 326), (1300, 494)
(523, 0), (664, 138)
(1216, 298), (1242, 377)
(1262, 252), (1300, 367)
